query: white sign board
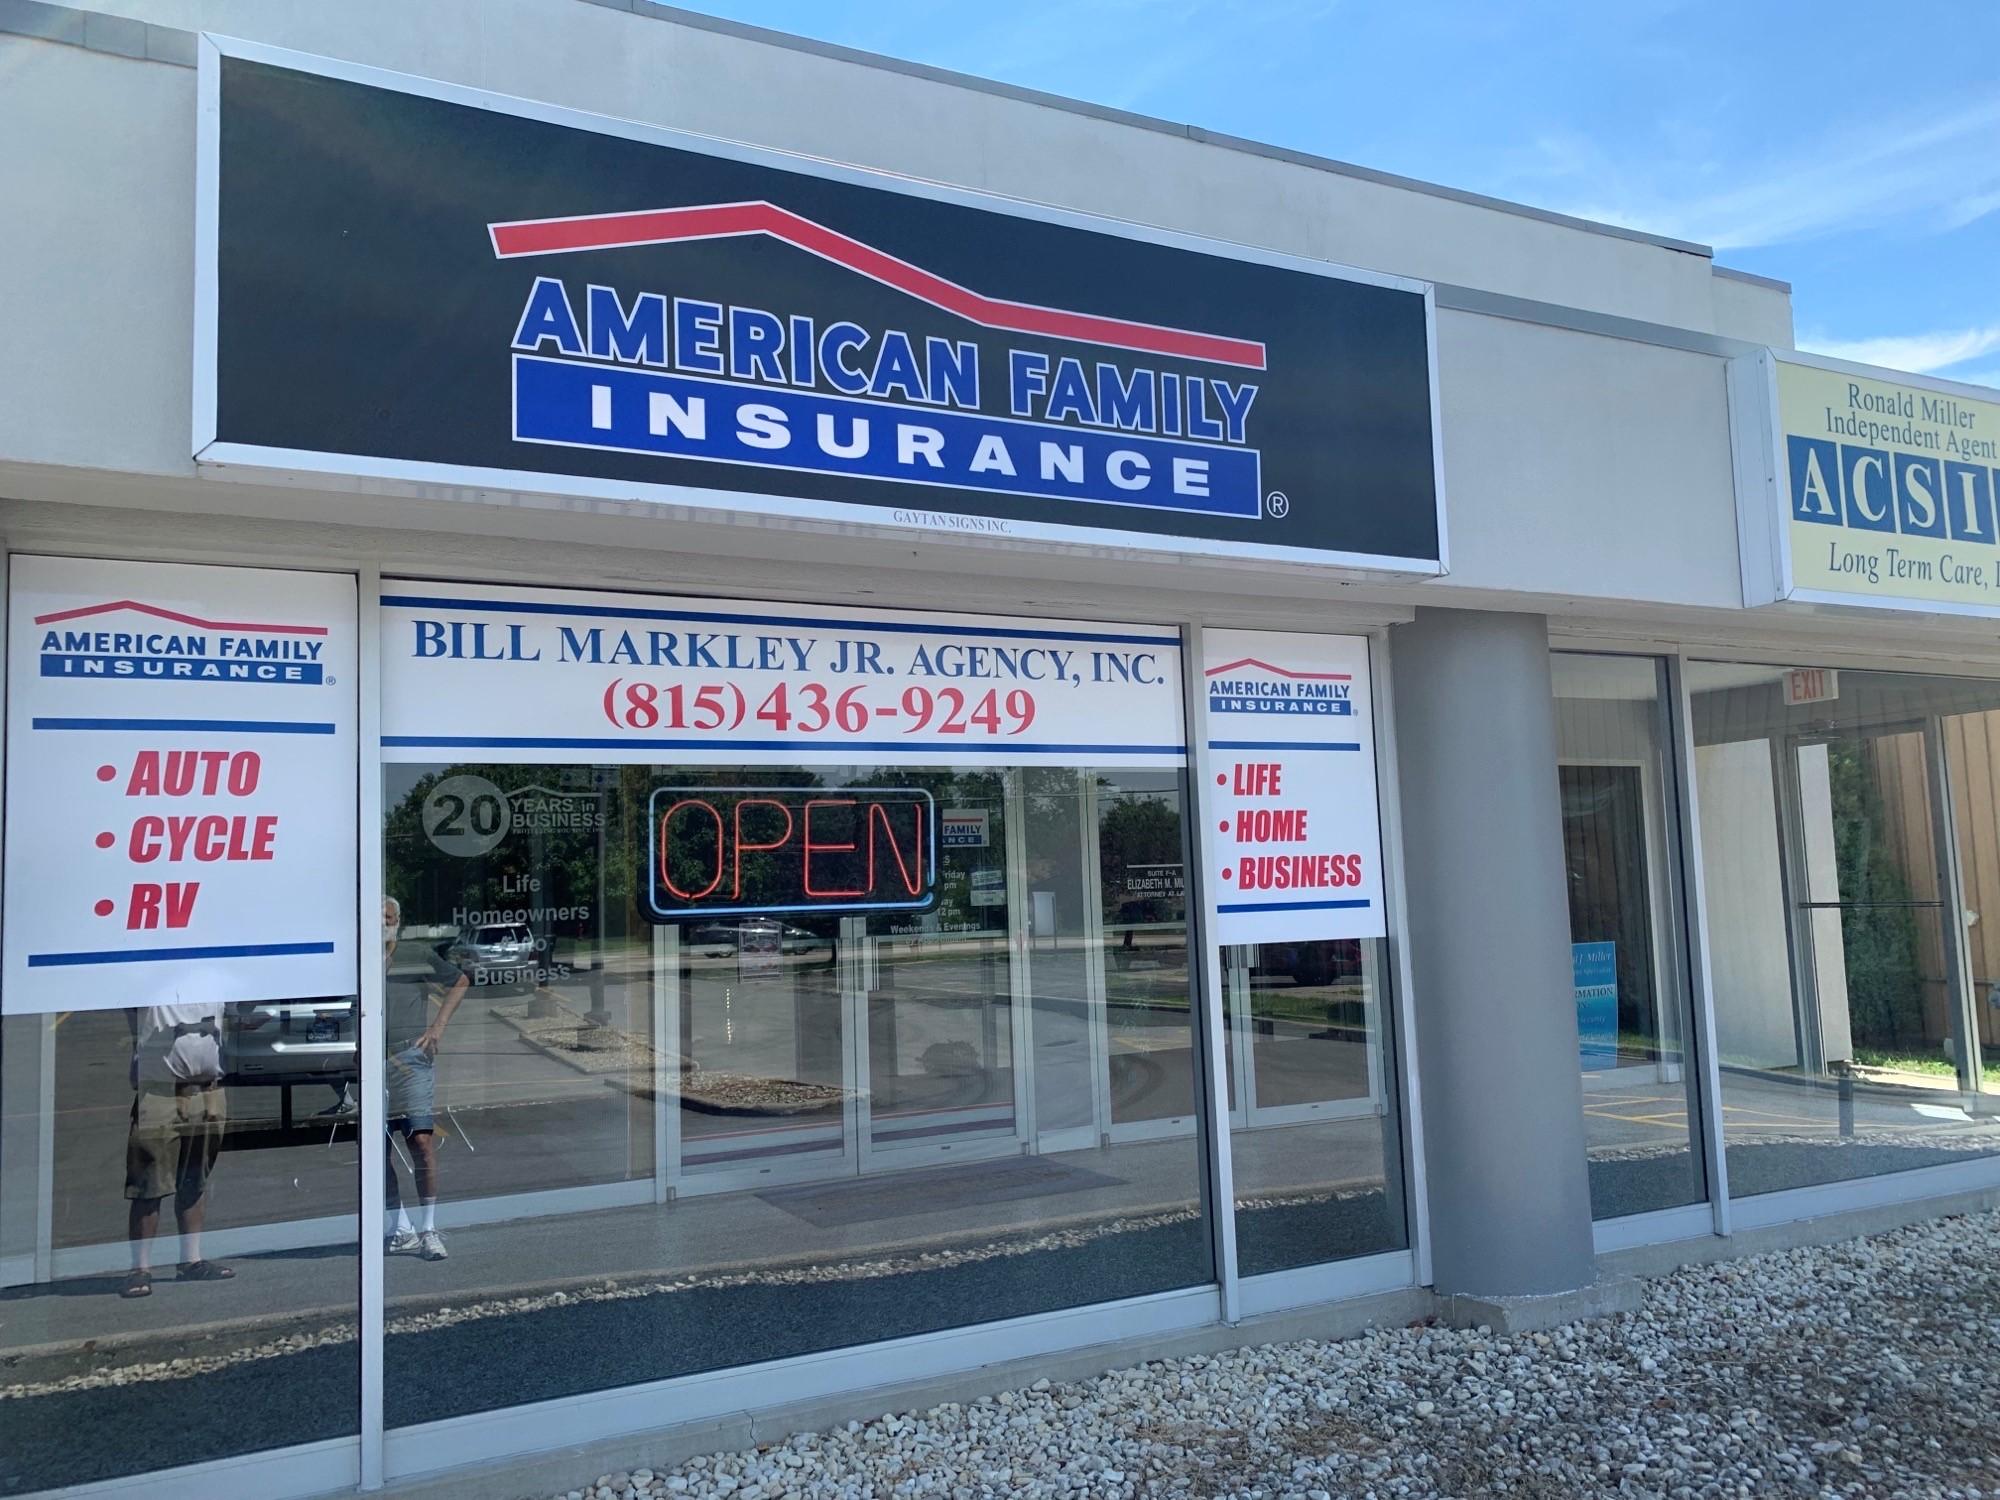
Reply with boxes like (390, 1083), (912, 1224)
(380, 581), (1185, 768)
(4, 557), (358, 1014)
(1202, 629), (1385, 943)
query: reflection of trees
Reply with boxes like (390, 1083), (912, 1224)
(870, 767), (1004, 932)
(1099, 782), (1185, 926)
(386, 764), (1036, 943)
(382, 763), (1195, 952)
(1831, 742), (1926, 1048)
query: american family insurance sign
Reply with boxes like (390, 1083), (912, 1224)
(195, 40), (1445, 572)
(3, 558), (359, 1015)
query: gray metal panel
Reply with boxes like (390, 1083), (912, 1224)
(0, 0), (83, 46)
(1388, 607), (1597, 1297)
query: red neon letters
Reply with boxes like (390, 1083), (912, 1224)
(654, 787), (931, 914)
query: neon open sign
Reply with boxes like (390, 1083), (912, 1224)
(647, 785), (936, 919)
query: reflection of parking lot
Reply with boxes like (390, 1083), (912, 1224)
(1584, 1063), (2000, 1157)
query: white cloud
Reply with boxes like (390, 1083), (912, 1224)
(1515, 95), (2000, 251)
(1797, 325), (2000, 375)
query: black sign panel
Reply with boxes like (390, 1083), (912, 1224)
(202, 46), (1443, 568)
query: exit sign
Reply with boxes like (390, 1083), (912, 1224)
(1783, 668), (1840, 707)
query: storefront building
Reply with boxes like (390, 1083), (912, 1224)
(5, 5), (2000, 1497)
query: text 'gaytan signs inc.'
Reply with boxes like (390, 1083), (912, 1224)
(1202, 629), (1385, 943)
(379, 580), (1185, 769)
(3, 557), (358, 1015)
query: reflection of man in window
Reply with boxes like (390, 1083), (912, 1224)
(382, 896), (470, 1262)
(122, 1001), (232, 1298)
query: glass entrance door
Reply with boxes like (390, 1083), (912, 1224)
(858, 774), (1025, 1166)
(665, 912), (857, 1189)
(618, 761), (1201, 1191)
(1783, 725), (1982, 1093)
(664, 770), (1035, 1191)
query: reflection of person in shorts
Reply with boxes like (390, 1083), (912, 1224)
(383, 896), (470, 1262)
(123, 1003), (233, 1298)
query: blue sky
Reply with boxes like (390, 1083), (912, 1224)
(670, 0), (2000, 389)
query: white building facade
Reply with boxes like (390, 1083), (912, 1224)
(5, 5), (2000, 1497)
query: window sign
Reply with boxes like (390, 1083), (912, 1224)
(1573, 940), (1619, 1069)
(3, 557), (359, 1014)
(198, 41), (1443, 572)
(649, 784), (936, 919)
(1201, 629), (1385, 943)
(940, 807), (989, 847)
(379, 580), (1185, 769)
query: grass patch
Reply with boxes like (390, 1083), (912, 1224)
(1850, 1046), (2000, 1088)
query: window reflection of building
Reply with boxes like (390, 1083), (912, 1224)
(1689, 665), (2000, 1199)
(1552, 653), (1705, 1223)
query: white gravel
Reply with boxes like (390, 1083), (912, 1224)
(538, 1208), (2000, 1500)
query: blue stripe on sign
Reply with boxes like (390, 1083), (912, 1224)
(376, 595), (1179, 648)
(27, 941), (338, 968)
(383, 735), (1185, 755)
(1208, 740), (1361, 752)
(513, 354), (1263, 519)
(32, 718), (336, 734)
(1216, 899), (1371, 914)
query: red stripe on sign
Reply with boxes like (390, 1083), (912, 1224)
(33, 600), (330, 636)
(1205, 658), (1351, 681)
(488, 200), (1268, 371)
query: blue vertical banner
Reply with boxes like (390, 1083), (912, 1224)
(1573, 940), (1618, 1070)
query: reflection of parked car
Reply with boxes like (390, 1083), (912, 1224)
(224, 998), (358, 1087)
(443, 923), (537, 971)
(687, 920), (834, 962)
(1253, 940), (1363, 990)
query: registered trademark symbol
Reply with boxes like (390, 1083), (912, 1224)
(1265, 491), (1290, 518)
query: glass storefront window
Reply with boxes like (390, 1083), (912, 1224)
(1224, 937), (1408, 1274)
(1552, 653), (1706, 1219)
(1, 557), (362, 1497)
(0, 999), (361, 1495)
(1689, 663), (2000, 1196)
(379, 758), (1210, 1424)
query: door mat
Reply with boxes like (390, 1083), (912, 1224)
(756, 1156), (1124, 1227)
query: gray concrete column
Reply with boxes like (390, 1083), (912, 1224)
(1390, 607), (1595, 1299)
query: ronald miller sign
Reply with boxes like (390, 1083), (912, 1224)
(1733, 347), (2000, 617)
(196, 41), (1445, 571)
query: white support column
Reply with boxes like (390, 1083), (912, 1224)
(1179, 621), (1240, 1323)
(1666, 653), (1731, 1238)
(653, 923), (678, 1203)
(1371, 629), (1433, 1287)
(357, 566), (387, 1490)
